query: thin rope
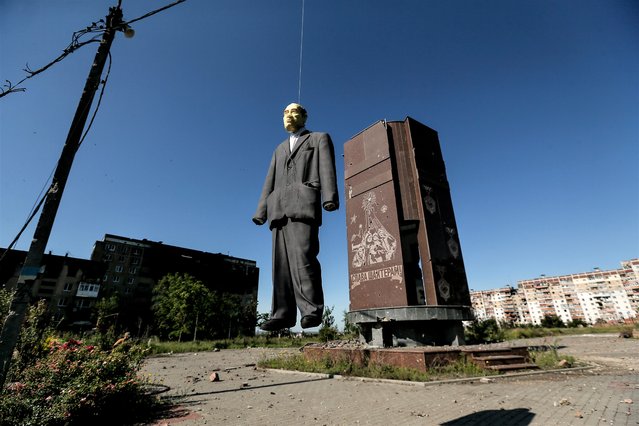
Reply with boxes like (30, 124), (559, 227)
(297, 0), (305, 103)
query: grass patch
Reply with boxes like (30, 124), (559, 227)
(146, 335), (321, 355)
(144, 324), (637, 355)
(504, 324), (639, 340)
(529, 348), (577, 369)
(258, 353), (498, 382)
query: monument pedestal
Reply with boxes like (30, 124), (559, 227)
(348, 306), (472, 347)
(344, 118), (473, 347)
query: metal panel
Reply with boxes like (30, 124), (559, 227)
(345, 117), (471, 311)
(387, 121), (420, 222)
(407, 118), (471, 306)
(345, 122), (408, 310)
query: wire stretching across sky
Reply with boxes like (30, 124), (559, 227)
(0, 0), (187, 260)
(297, 0), (305, 103)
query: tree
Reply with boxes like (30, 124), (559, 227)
(236, 298), (258, 337)
(256, 312), (271, 329)
(342, 310), (359, 337)
(540, 314), (565, 328)
(464, 318), (505, 344)
(152, 273), (215, 341)
(567, 318), (588, 328)
(94, 295), (120, 328)
(0, 289), (13, 325)
(318, 305), (339, 341)
(152, 273), (257, 340)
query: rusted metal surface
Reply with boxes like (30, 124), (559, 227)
(345, 121), (407, 310)
(344, 117), (471, 312)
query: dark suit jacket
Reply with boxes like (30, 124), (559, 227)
(253, 130), (339, 229)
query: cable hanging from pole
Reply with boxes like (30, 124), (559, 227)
(0, 0), (186, 98)
(297, 0), (305, 104)
(0, 50), (112, 269)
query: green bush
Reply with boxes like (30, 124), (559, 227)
(540, 314), (565, 328)
(567, 319), (588, 328)
(0, 288), (13, 323)
(529, 344), (577, 369)
(0, 337), (157, 426)
(504, 327), (548, 339)
(342, 310), (360, 339)
(464, 319), (505, 344)
(10, 299), (54, 374)
(318, 306), (339, 342)
(0, 300), (161, 426)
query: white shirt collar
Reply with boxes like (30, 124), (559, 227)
(289, 127), (307, 150)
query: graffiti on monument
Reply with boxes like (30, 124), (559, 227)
(349, 190), (402, 289)
(435, 265), (452, 301)
(351, 191), (398, 268)
(421, 184), (437, 214)
(445, 227), (460, 259)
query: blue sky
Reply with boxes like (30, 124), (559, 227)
(1, 0), (637, 328)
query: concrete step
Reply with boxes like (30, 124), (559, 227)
(472, 355), (527, 366)
(485, 362), (539, 372)
(462, 346), (529, 359)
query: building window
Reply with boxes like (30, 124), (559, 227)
(79, 283), (99, 293)
(106, 244), (116, 252)
(63, 282), (73, 292)
(125, 286), (133, 294)
(103, 274), (109, 282)
(115, 265), (124, 273)
(131, 257), (140, 265)
(118, 255), (126, 262)
(129, 267), (137, 274)
(57, 298), (68, 307)
(113, 276), (120, 283)
(132, 248), (141, 256)
(104, 254), (112, 261)
(75, 299), (92, 309)
(127, 277), (135, 285)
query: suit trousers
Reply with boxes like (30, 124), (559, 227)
(271, 218), (324, 322)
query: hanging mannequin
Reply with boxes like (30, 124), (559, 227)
(253, 103), (339, 331)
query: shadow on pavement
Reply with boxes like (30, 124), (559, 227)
(178, 376), (333, 400)
(440, 407), (535, 425)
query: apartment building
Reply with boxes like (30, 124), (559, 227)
(470, 286), (518, 323)
(0, 249), (106, 326)
(1, 234), (260, 336)
(91, 234), (260, 335)
(470, 258), (639, 325)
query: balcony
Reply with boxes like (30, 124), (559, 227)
(76, 282), (100, 298)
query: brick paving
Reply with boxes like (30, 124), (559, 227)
(140, 334), (639, 425)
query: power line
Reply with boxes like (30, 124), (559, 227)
(0, 1), (188, 386)
(297, 0), (305, 104)
(0, 0), (179, 254)
(0, 0), (187, 99)
(125, 0), (187, 26)
(79, 52), (112, 148)
(0, 51), (112, 267)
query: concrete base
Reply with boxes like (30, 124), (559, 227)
(302, 343), (532, 373)
(346, 306), (474, 347)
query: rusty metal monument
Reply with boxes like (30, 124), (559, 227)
(345, 117), (473, 347)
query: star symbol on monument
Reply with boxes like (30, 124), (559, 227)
(350, 214), (357, 224)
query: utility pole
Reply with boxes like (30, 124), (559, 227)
(0, 6), (124, 387)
